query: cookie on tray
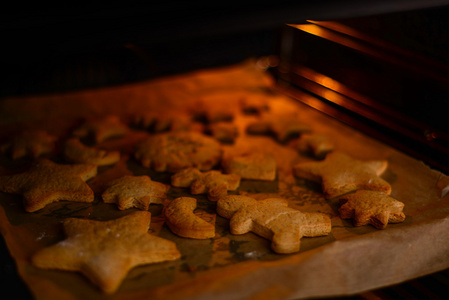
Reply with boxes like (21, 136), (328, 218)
(132, 111), (193, 133)
(134, 131), (222, 172)
(293, 151), (391, 199)
(338, 190), (406, 229)
(217, 195), (331, 254)
(31, 211), (181, 294)
(73, 115), (129, 144)
(246, 113), (311, 143)
(0, 129), (57, 160)
(0, 158), (97, 212)
(171, 167), (240, 201)
(221, 152), (276, 181)
(193, 102), (235, 124)
(102, 175), (169, 210)
(239, 95), (270, 115)
(296, 133), (335, 159)
(205, 122), (238, 144)
(164, 197), (216, 239)
(63, 137), (120, 166)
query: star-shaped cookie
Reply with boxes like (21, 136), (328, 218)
(102, 175), (169, 210)
(73, 115), (129, 144)
(296, 133), (335, 159)
(0, 129), (57, 160)
(246, 113), (311, 142)
(293, 151), (391, 199)
(31, 211), (181, 294)
(217, 195), (331, 254)
(338, 190), (406, 229)
(171, 167), (241, 201)
(0, 158), (97, 212)
(132, 110), (193, 133)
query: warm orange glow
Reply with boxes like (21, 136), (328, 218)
(308, 72), (342, 93)
(287, 22), (378, 61)
(287, 23), (328, 39)
(292, 66), (344, 95)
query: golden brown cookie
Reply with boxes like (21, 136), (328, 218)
(0, 129), (57, 160)
(102, 175), (169, 210)
(132, 111), (193, 133)
(246, 113), (311, 143)
(221, 152), (276, 181)
(436, 174), (449, 198)
(192, 102), (235, 123)
(217, 195), (331, 254)
(171, 167), (240, 201)
(293, 151), (391, 199)
(296, 134), (335, 159)
(0, 158), (97, 212)
(206, 122), (238, 144)
(164, 197), (216, 239)
(63, 137), (120, 166)
(31, 211), (181, 294)
(239, 95), (270, 115)
(134, 131), (222, 172)
(73, 115), (129, 143)
(338, 190), (406, 229)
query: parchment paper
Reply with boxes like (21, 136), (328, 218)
(0, 59), (448, 300)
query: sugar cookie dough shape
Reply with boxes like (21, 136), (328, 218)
(134, 131), (222, 172)
(102, 175), (169, 210)
(63, 137), (120, 166)
(217, 195), (331, 254)
(338, 190), (406, 229)
(0, 158), (97, 212)
(164, 197), (216, 239)
(171, 167), (241, 201)
(31, 211), (180, 294)
(246, 113), (312, 143)
(73, 115), (129, 144)
(0, 129), (57, 160)
(293, 151), (391, 199)
(296, 133), (335, 159)
(221, 152), (277, 181)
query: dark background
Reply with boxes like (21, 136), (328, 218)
(2, 1), (449, 97)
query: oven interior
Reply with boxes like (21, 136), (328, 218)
(2, 2), (449, 298)
(3, 3), (449, 174)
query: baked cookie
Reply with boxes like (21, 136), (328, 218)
(436, 174), (449, 198)
(0, 129), (57, 160)
(296, 134), (334, 159)
(246, 113), (311, 143)
(206, 122), (238, 144)
(132, 111), (193, 133)
(164, 197), (216, 239)
(102, 175), (169, 210)
(338, 190), (406, 229)
(293, 151), (391, 199)
(63, 137), (120, 166)
(221, 152), (276, 181)
(240, 96), (270, 115)
(31, 211), (181, 294)
(217, 195), (331, 254)
(171, 167), (240, 201)
(193, 102), (235, 124)
(0, 158), (97, 212)
(134, 131), (222, 172)
(73, 115), (129, 144)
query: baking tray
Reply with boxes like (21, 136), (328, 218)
(0, 60), (448, 300)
